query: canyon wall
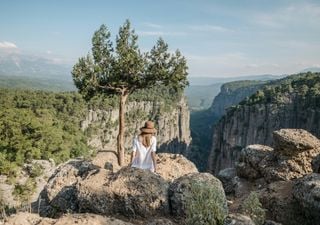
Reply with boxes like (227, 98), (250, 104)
(81, 97), (191, 155)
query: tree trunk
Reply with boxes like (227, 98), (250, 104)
(117, 92), (128, 166)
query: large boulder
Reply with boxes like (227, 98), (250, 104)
(168, 173), (227, 219)
(237, 130), (320, 182)
(258, 181), (305, 225)
(273, 129), (320, 155)
(4, 212), (134, 225)
(236, 145), (273, 180)
(77, 166), (170, 218)
(156, 153), (198, 181)
(292, 173), (320, 224)
(38, 160), (99, 217)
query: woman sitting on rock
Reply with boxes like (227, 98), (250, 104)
(130, 121), (157, 173)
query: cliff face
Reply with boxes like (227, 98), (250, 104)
(81, 97), (191, 155)
(210, 80), (265, 118)
(208, 73), (320, 174)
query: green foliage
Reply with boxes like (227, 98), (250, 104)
(72, 19), (188, 100)
(28, 163), (44, 178)
(240, 192), (266, 225)
(241, 72), (320, 106)
(185, 182), (228, 225)
(0, 89), (90, 177)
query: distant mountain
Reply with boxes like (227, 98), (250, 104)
(0, 52), (72, 81)
(0, 52), (75, 91)
(188, 74), (285, 86)
(300, 67), (320, 73)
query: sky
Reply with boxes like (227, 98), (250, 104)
(0, 0), (319, 77)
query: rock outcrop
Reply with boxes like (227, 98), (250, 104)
(78, 167), (170, 218)
(236, 129), (320, 183)
(36, 153), (201, 222)
(81, 97), (191, 156)
(225, 129), (320, 225)
(38, 160), (99, 217)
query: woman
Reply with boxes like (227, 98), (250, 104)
(130, 121), (157, 173)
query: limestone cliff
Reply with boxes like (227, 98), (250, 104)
(80, 96), (191, 155)
(208, 73), (320, 174)
(210, 80), (265, 118)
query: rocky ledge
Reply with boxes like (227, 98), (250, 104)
(220, 129), (320, 225)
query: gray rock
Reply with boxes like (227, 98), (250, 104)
(264, 220), (282, 225)
(38, 160), (99, 217)
(312, 154), (320, 173)
(258, 181), (306, 225)
(236, 145), (273, 180)
(218, 167), (237, 194)
(168, 172), (227, 219)
(236, 131), (320, 183)
(273, 129), (320, 155)
(224, 213), (255, 225)
(292, 173), (320, 223)
(77, 166), (170, 218)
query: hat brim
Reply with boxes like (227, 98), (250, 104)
(140, 127), (157, 134)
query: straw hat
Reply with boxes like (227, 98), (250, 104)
(140, 121), (157, 134)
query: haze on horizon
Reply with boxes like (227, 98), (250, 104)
(0, 0), (319, 77)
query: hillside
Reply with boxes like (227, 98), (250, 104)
(208, 72), (320, 174)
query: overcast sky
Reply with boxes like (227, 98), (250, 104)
(0, 0), (319, 77)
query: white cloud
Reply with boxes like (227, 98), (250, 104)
(0, 41), (18, 49)
(254, 2), (320, 29)
(142, 22), (163, 29)
(137, 30), (186, 37)
(189, 24), (233, 32)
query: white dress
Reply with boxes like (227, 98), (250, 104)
(131, 136), (157, 172)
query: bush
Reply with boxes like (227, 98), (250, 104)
(28, 163), (44, 178)
(185, 181), (228, 225)
(240, 192), (266, 225)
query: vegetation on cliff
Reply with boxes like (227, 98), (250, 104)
(0, 85), (183, 178)
(239, 72), (320, 106)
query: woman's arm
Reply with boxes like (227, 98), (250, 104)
(151, 151), (157, 172)
(130, 151), (136, 165)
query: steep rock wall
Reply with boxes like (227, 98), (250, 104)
(210, 80), (265, 118)
(81, 97), (191, 155)
(208, 93), (320, 174)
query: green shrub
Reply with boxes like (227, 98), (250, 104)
(28, 163), (44, 178)
(185, 182), (228, 225)
(240, 192), (266, 225)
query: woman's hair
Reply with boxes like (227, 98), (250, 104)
(139, 132), (152, 147)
